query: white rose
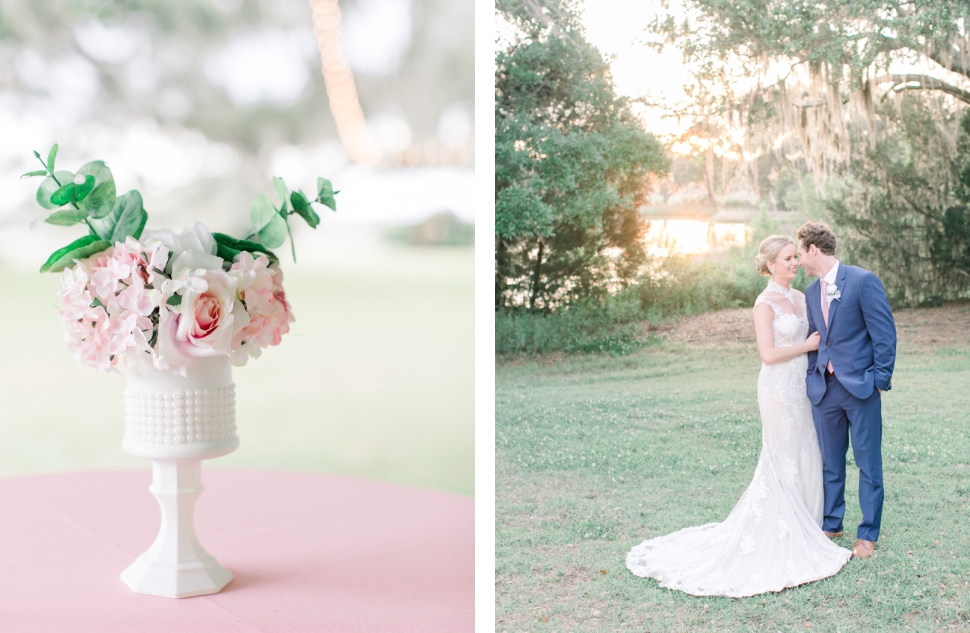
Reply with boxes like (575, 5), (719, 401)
(143, 222), (224, 275)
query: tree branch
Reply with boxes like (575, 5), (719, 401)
(898, 191), (938, 221)
(925, 43), (970, 81)
(873, 73), (970, 105)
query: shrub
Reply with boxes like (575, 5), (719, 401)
(495, 292), (646, 357)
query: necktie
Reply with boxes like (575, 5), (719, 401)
(820, 279), (834, 374)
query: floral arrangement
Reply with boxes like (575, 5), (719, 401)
(23, 144), (337, 374)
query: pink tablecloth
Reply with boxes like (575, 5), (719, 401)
(0, 469), (473, 632)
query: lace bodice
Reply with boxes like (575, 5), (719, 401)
(754, 281), (808, 349)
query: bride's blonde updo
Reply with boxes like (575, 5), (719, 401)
(755, 235), (794, 276)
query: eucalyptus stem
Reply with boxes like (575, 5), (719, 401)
(284, 214), (297, 263)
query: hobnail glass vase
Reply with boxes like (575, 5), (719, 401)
(119, 352), (239, 598)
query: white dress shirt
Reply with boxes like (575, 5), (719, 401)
(821, 260), (840, 308)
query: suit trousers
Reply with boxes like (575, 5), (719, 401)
(810, 372), (884, 542)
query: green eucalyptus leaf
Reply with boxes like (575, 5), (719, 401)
(273, 176), (290, 212)
(167, 294), (183, 306)
(316, 177), (337, 211)
(257, 213), (288, 249)
(21, 170), (49, 179)
(112, 200), (148, 242)
(40, 234), (111, 273)
(250, 193), (277, 230)
(90, 191), (147, 243)
(212, 232), (279, 263)
(213, 243), (239, 263)
(44, 208), (90, 226)
(74, 174), (96, 202)
(50, 183), (78, 206)
(76, 160), (116, 218)
(290, 190), (320, 228)
(46, 144), (58, 173)
(36, 171), (75, 210)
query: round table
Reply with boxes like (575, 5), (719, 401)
(0, 469), (473, 632)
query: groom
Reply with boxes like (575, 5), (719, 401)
(796, 222), (897, 560)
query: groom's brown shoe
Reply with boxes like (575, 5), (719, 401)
(852, 539), (876, 558)
(823, 530), (844, 538)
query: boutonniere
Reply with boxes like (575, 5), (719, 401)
(827, 283), (841, 301)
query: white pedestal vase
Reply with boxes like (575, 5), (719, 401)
(120, 353), (239, 598)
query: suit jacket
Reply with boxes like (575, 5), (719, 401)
(805, 264), (897, 406)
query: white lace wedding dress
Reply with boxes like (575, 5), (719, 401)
(625, 281), (852, 597)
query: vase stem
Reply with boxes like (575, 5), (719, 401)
(121, 460), (232, 598)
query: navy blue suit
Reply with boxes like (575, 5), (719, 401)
(805, 264), (896, 542)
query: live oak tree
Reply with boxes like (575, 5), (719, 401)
(828, 100), (970, 306)
(651, 0), (970, 304)
(653, 0), (970, 174)
(495, 0), (669, 310)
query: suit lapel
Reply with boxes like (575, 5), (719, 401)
(826, 264), (847, 331)
(809, 279), (827, 339)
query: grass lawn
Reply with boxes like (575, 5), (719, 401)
(496, 306), (970, 631)
(0, 243), (473, 496)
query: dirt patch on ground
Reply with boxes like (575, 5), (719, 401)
(657, 302), (970, 350)
(655, 308), (757, 347)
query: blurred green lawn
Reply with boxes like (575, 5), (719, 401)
(0, 244), (473, 496)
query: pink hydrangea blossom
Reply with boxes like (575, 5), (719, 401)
(56, 239), (168, 372)
(228, 252), (294, 365)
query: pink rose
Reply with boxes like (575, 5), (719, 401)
(154, 268), (248, 374)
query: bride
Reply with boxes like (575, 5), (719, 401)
(625, 235), (852, 598)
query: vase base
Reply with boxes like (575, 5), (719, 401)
(121, 554), (233, 598)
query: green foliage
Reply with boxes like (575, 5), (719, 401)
(658, 1), (970, 101)
(25, 144), (334, 272)
(495, 5), (669, 310)
(212, 232), (279, 264)
(272, 176), (290, 213)
(39, 235), (111, 273)
(290, 190), (320, 228)
(75, 161), (117, 217)
(43, 208), (91, 227)
(496, 293), (648, 357)
(250, 193), (288, 249)
(48, 173), (97, 207)
(89, 191), (148, 244)
(316, 177), (337, 211)
(634, 255), (759, 322)
(245, 177), (337, 261)
(35, 170), (75, 211)
(46, 144), (57, 173)
(495, 245), (781, 357)
(49, 183), (75, 206)
(828, 98), (970, 306)
(73, 174), (96, 201)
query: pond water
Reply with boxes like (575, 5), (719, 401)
(644, 218), (752, 257)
